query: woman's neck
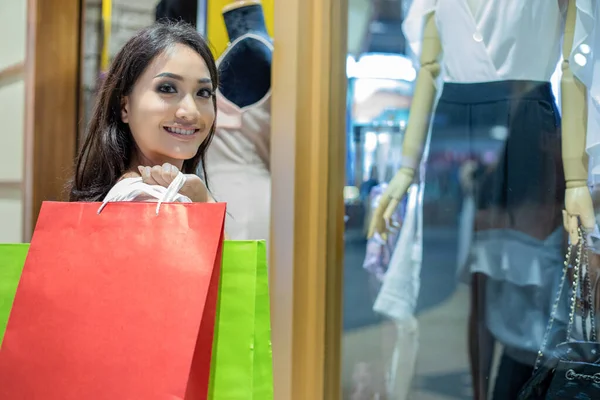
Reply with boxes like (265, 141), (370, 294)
(223, 4), (268, 42)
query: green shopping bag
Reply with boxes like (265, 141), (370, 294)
(0, 244), (29, 348)
(208, 240), (273, 399)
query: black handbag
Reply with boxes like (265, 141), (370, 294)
(518, 227), (600, 399)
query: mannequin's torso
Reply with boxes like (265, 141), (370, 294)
(203, 2), (273, 242)
(218, 3), (272, 108)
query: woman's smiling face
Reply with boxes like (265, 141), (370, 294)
(120, 43), (216, 169)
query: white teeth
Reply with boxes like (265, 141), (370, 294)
(166, 127), (196, 135)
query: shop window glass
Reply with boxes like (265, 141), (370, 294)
(340, 1), (600, 399)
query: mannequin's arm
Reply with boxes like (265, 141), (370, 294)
(400, 11), (442, 170)
(368, 11), (441, 238)
(562, 0), (595, 242)
(562, 0), (588, 186)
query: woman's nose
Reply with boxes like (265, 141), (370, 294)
(175, 94), (200, 121)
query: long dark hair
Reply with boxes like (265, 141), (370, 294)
(69, 21), (218, 202)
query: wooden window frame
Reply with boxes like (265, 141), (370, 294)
(270, 0), (348, 398)
(23, 0), (82, 240)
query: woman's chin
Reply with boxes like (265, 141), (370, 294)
(163, 146), (202, 164)
(171, 154), (197, 167)
(162, 137), (206, 160)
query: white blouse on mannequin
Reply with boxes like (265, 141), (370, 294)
(402, 0), (593, 83)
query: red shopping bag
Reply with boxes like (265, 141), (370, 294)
(0, 201), (226, 400)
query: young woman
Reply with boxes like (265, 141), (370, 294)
(70, 21), (218, 202)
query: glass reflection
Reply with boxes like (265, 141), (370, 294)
(343, 50), (416, 399)
(341, 1), (577, 399)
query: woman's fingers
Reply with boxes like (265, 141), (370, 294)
(160, 163), (180, 184)
(137, 166), (157, 185)
(138, 164), (180, 187)
(149, 165), (169, 186)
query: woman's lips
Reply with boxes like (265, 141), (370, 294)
(163, 126), (198, 135)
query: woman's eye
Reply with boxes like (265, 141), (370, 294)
(197, 88), (213, 99)
(157, 83), (177, 94)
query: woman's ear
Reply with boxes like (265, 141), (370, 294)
(121, 96), (130, 123)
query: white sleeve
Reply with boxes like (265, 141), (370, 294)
(569, 0), (600, 177)
(402, 0), (438, 60)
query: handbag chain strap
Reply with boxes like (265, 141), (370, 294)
(534, 227), (597, 371)
(581, 244), (597, 342)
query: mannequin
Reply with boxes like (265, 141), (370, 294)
(203, 0), (273, 241)
(369, 0), (594, 247)
(367, 1), (596, 399)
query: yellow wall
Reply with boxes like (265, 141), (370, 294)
(206, 0), (274, 58)
(0, 0), (26, 242)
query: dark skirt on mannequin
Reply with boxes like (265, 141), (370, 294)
(421, 80), (568, 399)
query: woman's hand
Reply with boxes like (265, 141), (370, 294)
(137, 163), (209, 202)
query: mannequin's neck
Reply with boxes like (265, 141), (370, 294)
(223, 4), (268, 42)
(466, 0), (482, 16)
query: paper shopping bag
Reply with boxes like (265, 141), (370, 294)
(0, 201), (226, 400)
(208, 240), (273, 399)
(0, 244), (28, 348)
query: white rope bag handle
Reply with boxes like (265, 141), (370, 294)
(97, 172), (191, 215)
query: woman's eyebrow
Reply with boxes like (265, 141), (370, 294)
(154, 72), (212, 85)
(155, 72), (183, 81)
